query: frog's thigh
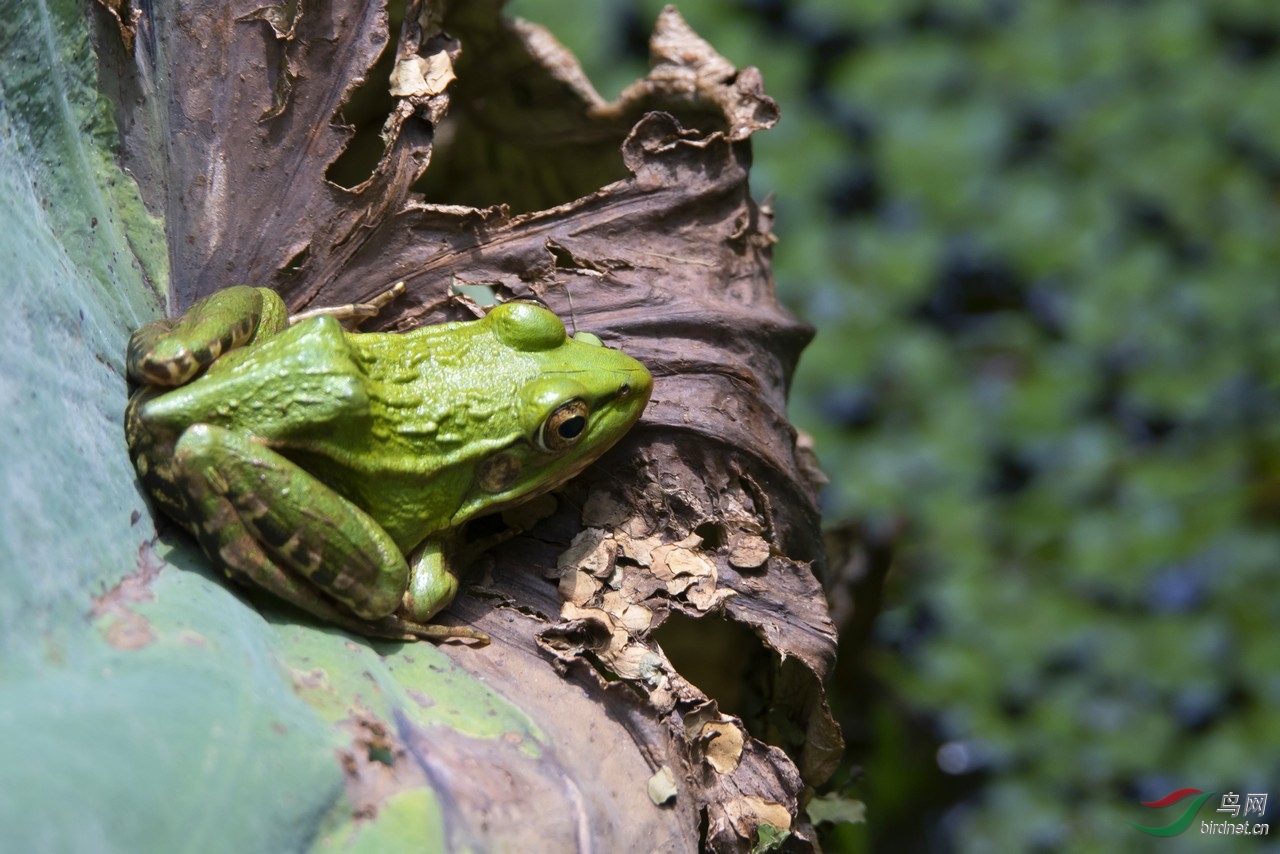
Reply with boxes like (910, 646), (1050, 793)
(174, 423), (409, 621)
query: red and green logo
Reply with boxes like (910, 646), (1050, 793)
(1127, 788), (1215, 836)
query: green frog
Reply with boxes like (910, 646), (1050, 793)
(125, 285), (651, 642)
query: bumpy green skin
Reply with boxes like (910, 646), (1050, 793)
(125, 286), (652, 641)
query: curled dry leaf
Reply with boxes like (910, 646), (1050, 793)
(388, 51), (456, 98)
(98, 0), (838, 849)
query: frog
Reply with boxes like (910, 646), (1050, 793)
(124, 284), (652, 643)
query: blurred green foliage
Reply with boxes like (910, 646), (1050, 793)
(511, 0), (1280, 850)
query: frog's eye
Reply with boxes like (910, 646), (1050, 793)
(537, 400), (589, 452)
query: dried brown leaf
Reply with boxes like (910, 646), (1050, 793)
(99, 1), (837, 849)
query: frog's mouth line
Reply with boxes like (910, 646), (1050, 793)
(449, 456), (594, 528)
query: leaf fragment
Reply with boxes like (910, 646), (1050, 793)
(701, 721), (744, 774)
(806, 793), (867, 827)
(558, 568), (601, 606)
(728, 534), (771, 570)
(725, 796), (793, 836)
(647, 766), (678, 806)
(389, 52), (456, 98)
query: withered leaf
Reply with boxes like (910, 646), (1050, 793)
(98, 1), (838, 850)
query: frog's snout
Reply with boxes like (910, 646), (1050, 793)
(567, 326), (652, 425)
(614, 359), (654, 418)
(622, 365), (653, 403)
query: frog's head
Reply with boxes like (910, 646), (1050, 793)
(454, 301), (652, 523)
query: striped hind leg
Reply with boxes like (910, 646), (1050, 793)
(171, 423), (484, 642)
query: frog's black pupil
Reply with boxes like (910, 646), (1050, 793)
(559, 416), (586, 439)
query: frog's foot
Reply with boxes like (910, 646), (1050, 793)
(371, 616), (490, 645)
(172, 423), (476, 641)
(127, 286), (288, 387)
(288, 281), (406, 328)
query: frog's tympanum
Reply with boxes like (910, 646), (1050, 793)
(125, 286), (652, 642)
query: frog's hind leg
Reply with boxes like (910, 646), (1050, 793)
(171, 423), (483, 641)
(125, 386), (190, 523)
(127, 286), (289, 387)
(174, 424), (488, 641)
(190, 492), (394, 639)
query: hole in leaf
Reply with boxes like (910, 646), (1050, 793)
(693, 521), (728, 550)
(547, 241), (579, 270)
(412, 8), (634, 214)
(283, 244), (310, 277)
(652, 611), (760, 719)
(325, 34), (399, 189)
(451, 281), (501, 306)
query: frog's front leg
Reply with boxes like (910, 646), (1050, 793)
(403, 540), (461, 625)
(174, 423), (486, 642)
